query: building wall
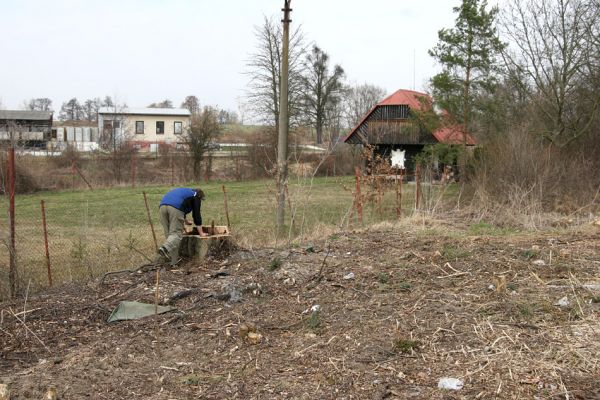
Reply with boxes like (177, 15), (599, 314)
(100, 114), (190, 144)
(128, 114), (189, 143)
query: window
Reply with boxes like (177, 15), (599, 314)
(135, 121), (144, 134)
(156, 121), (164, 134)
(174, 121), (182, 135)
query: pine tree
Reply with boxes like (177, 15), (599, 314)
(429, 0), (505, 148)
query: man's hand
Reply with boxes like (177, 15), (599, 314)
(184, 219), (193, 226)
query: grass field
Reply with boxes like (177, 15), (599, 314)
(0, 175), (450, 297)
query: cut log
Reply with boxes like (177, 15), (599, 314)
(179, 225), (231, 261)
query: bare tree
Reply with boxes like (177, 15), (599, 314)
(245, 15), (306, 130)
(24, 98), (53, 111)
(502, 0), (600, 147)
(102, 96), (114, 108)
(81, 98), (102, 122)
(218, 109), (239, 124)
(300, 45), (345, 144)
(185, 106), (221, 180)
(58, 98), (83, 121)
(181, 95), (200, 114)
(99, 100), (130, 151)
(148, 99), (174, 108)
(343, 83), (387, 129)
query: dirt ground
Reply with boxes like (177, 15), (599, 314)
(1, 219), (599, 399)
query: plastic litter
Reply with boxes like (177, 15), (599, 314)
(556, 296), (570, 307)
(438, 377), (463, 390)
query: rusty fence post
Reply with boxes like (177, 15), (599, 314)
(8, 147), (17, 297)
(41, 200), (53, 287)
(222, 185), (231, 229)
(415, 164), (422, 211)
(73, 163), (93, 190)
(284, 184), (292, 212)
(170, 155), (174, 186)
(131, 153), (136, 189)
(143, 191), (158, 251)
(71, 159), (76, 191)
(354, 166), (363, 225)
(396, 171), (403, 219)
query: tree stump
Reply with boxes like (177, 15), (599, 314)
(179, 225), (231, 261)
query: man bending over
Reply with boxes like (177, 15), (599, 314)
(155, 187), (205, 265)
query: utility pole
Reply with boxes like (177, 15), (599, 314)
(276, 0), (292, 235)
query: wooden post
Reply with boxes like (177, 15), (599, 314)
(41, 200), (53, 287)
(143, 191), (158, 251)
(222, 185), (231, 229)
(8, 147), (17, 297)
(154, 268), (161, 315)
(354, 166), (363, 224)
(415, 164), (422, 211)
(395, 171), (403, 219)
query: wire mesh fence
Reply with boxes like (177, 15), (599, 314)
(0, 189), (169, 299)
(0, 164), (453, 300)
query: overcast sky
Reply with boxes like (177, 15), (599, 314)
(0, 0), (497, 115)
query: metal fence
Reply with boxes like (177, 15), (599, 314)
(0, 187), (163, 299)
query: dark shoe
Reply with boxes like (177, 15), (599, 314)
(159, 247), (169, 259)
(152, 247), (169, 264)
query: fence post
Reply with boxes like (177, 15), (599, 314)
(143, 191), (158, 251)
(131, 152), (136, 189)
(284, 184), (292, 212)
(222, 185), (231, 229)
(170, 155), (174, 186)
(41, 200), (53, 287)
(71, 159), (76, 191)
(396, 171), (403, 219)
(354, 166), (363, 225)
(8, 147), (17, 297)
(415, 164), (422, 211)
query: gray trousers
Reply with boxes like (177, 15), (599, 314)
(159, 205), (185, 262)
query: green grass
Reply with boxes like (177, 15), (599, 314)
(467, 221), (521, 236)
(393, 338), (419, 354)
(441, 244), (471, 260)
(0, 176), (449, 296)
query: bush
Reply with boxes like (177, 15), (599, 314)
(0, 150), (42, 194)
(469, 126), (600, 217)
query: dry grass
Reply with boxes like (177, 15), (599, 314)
(0, 220), (598, 398)
(0, 176), (431, 298)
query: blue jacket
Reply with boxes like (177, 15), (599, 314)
(160, 188), (202, 225)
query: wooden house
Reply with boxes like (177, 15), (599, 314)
(344, 89), (476, 173)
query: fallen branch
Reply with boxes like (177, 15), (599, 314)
(8, 308), (51, 354)
(100, 263), (159, 285)
(305, 244), (332, 288)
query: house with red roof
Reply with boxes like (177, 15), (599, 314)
(344, 89), (476, 174)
